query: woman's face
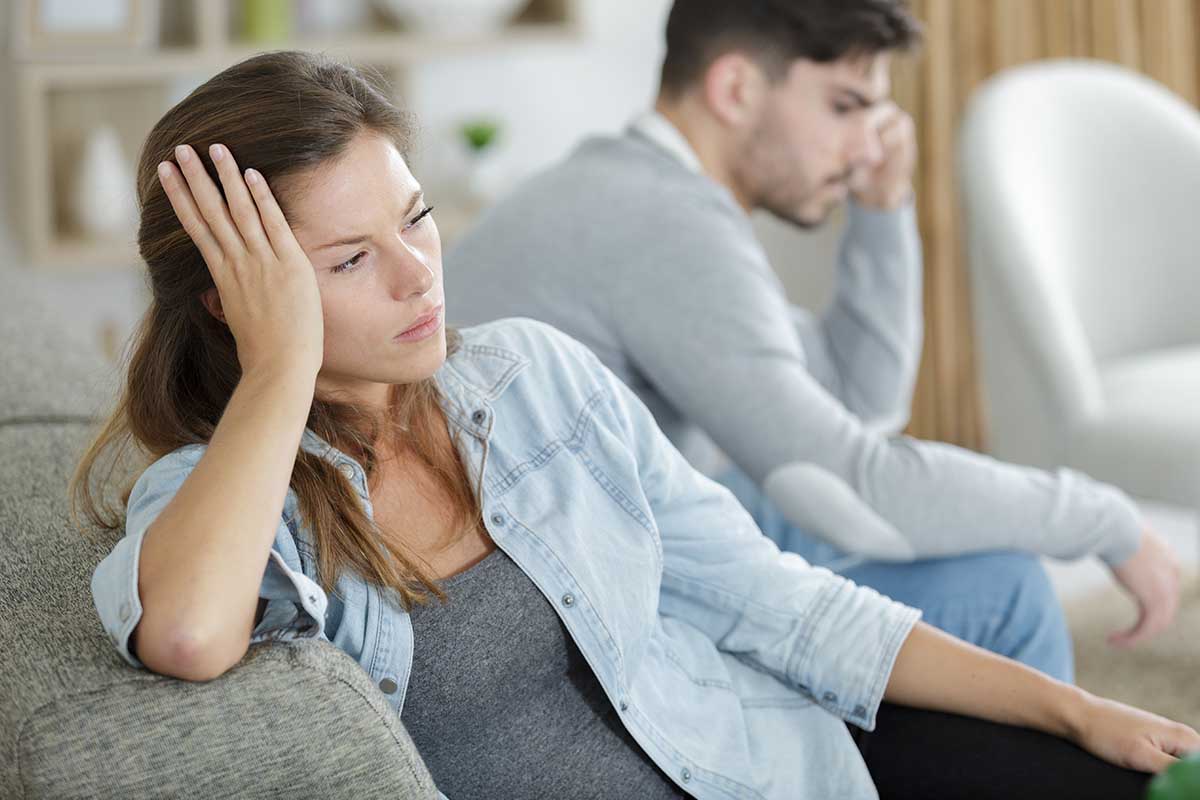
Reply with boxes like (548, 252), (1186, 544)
(286, 132), (445, 407)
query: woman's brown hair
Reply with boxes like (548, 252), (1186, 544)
(70, 50), (479, 608)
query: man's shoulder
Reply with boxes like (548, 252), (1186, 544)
(488, 130), (737, 220)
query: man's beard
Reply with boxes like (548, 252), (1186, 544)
(760, 178), (845, 230)
(737, 119), (848, 231)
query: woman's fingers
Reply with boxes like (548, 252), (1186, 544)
(173, 144), (246, 257)
(157, 160), (226, 281)
(208, 143), (276, 261)
(1140, 745), (1177, 774)
(243, 168), (306, 260)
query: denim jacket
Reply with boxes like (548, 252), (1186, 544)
(92, 318), (920, 800)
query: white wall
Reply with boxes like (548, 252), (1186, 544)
(0, 0), (842, 361)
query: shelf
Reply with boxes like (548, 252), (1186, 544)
(6, 0), (584, 270)
(15, 23), (584, 77)
(37, 237), (141, 271)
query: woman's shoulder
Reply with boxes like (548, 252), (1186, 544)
(450, 317), (612, 408)
(455, 317), (603, 376)
(129, 443), (208, 499)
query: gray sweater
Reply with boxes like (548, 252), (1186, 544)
(444, 122), (1141, 566)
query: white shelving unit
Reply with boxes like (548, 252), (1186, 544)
(5, 0), (583, 270)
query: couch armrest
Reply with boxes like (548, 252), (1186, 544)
(11, 639), (438, 799)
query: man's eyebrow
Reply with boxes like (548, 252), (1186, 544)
(314, 190), (424, 250)
(833, 87), (878, 108)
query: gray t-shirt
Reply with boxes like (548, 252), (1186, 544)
(402, 546), (690, 800)
(445, 122), (1141, 566)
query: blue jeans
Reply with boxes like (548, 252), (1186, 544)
(717, 466), (1075, 683)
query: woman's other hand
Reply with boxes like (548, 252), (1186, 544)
(1069, 691), (1200, 774)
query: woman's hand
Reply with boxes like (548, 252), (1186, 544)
(158, 143), (324, 379)
(1069, 692), (1200, 774)
(886, 622), (1199, 775)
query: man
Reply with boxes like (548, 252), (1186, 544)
(445, 0), (1179, 681)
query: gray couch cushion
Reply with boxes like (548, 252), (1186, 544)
(0, 422), (437, 798)
(0, 288), (118, 424)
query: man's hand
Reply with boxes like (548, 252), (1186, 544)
(1108, 528), (1181, 648)
(849, 103), (917, 210)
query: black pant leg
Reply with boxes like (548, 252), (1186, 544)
(849, 703), (1153, 800)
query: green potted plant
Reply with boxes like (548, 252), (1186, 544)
(1146, 753), (1200, 800)
(457, 117), (506, 209)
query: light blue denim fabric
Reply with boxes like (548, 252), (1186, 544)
(715, 465), (1075, 683)
(91, 318), (921, 800)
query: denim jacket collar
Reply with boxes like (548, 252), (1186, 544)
(299, 338), (531, 468)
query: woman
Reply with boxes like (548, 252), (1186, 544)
(75, 51), (1196, 800)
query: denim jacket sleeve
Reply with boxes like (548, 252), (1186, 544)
(90, 445), (328, 670)
(577, 344), (922, 731)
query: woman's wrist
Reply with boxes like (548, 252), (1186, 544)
(1037, 679), (1093, 741)
(239, 361), (320, 400)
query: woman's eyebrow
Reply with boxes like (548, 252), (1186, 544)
(315, 190), (424, 250)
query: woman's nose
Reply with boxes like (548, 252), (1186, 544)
(386, 249), (435, 301)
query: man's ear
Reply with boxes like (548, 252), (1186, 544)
(702, 51), (769, 130)
(201, 288), (226, 323)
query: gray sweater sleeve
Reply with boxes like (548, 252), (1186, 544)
(608, 197), (1142, 567)
(790, 202), (924, 435)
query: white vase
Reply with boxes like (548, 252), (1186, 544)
(297, 0), (371, 35)
(71, 126), (137, 239)
(373, 0), (526, 37)
(465, 147), (508, 208)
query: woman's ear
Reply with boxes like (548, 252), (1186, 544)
(201, 288), (227, 323)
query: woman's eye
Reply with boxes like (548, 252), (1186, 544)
(332, 251), (367, 274)
(406, 205), (435, 230)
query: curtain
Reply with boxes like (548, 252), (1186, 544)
(893, 0), (1200, 450)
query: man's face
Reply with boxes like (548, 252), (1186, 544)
(732, 52), (894, 228)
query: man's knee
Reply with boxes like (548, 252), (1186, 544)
(846, 551), (1075, 681)
(979, 553), (1074, 682)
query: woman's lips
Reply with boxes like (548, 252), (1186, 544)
(394, 305), (444, 342)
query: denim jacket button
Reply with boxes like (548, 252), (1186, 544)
(822, 691), (838, 704)
(338, 462), (356, 480)
(379, 678), (398, 695)
(619, 700), (629, 712)
(490, 513), (506, 527)
(118, 602), (131, 622)
(561, 593), (575, 608)
(854, 704), (868, 719)
(471, 410), (487, 425)
(680, 768), (692, 783)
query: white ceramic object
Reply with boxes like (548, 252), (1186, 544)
(296, 0), (371, 35)
(373, 0), (526, 36)
(71, 125), (137, 239)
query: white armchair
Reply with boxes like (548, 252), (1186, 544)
(959, 59), (1200, 509)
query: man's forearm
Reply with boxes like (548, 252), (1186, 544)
(811, 201), (924, 429)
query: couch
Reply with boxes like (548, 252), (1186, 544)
(0, 290), (438, 798)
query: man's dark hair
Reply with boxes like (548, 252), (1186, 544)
(660, 0), (922, 95)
